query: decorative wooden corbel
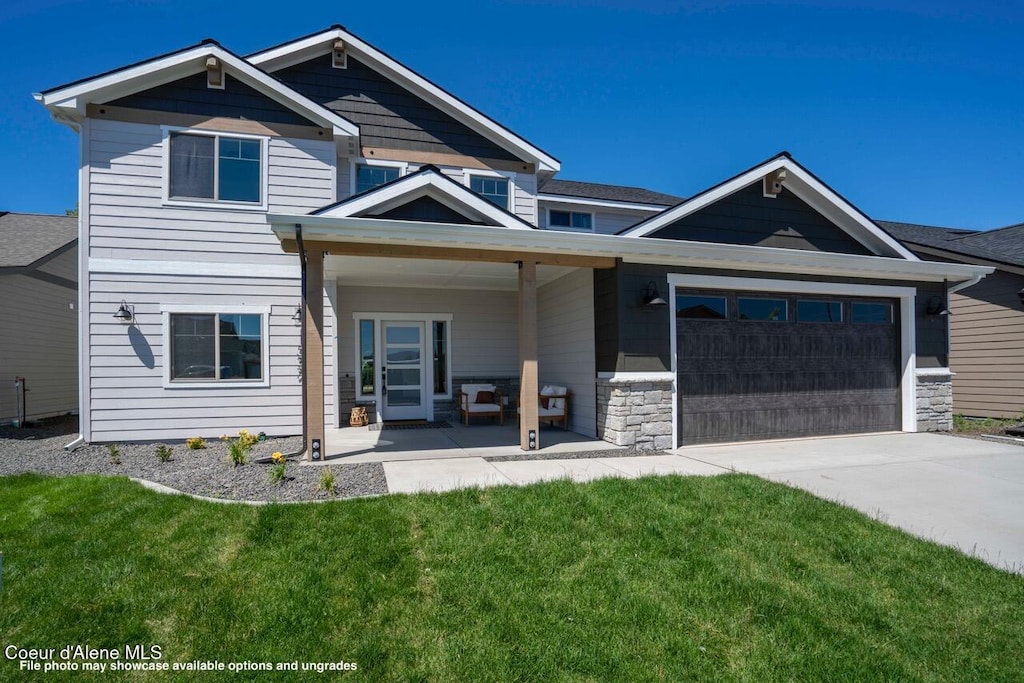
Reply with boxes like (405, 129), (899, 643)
(763, 168), (787, 197)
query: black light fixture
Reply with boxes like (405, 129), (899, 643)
(113, 300), (134, 323)
(1018, 287), (1024, 307)
(925, 295), (949, 317)
(292, 306), (302, 322)
(641, 281), (668, 307)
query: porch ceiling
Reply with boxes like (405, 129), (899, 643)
(325, 255), (577, 290)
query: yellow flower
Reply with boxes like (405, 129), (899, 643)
(272, 452), (285, 465)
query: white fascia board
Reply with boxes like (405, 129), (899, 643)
(268, 213), (992, 283)
(536, 194), (673, 212)
(249, 28), (560, 172)
(622, 157), (918, 260)
(316, 172), (532, 229)
(39, 45), (358, 137)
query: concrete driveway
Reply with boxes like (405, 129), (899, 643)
(674, 432), (1024, 574)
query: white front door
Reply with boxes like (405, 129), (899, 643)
(381, 321), (427, 421)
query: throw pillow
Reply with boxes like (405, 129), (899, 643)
(476, 390), (495, 404)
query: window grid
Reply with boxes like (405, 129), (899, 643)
(169, 132), (262, 204)
(470, 175), (510, 209)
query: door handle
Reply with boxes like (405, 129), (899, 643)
(382, 367), (387, 394)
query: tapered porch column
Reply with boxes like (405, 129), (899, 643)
(519, 260), (539, 450)
(305, 249), (325, 460)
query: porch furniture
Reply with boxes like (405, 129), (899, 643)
(519, 385), (571, 430)
(349, 406), (369, 427)
(457, 384), (504, 426)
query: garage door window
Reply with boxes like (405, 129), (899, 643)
(738, 297), (788, 321)
(677, 295), (727, 320)
(851, 302), (893, 324)
(797, 300), (843, 323)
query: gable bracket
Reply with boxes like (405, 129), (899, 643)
(763, 169), (787, 198)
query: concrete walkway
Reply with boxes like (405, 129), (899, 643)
(381, 431), (1024, 573)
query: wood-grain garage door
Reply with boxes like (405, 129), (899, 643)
(676, 289), (901, 446)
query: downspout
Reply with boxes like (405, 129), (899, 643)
(274, 223), (308, 461)
(948, 272), (985, 295)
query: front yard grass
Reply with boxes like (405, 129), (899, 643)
(1, 473), (1021, 681)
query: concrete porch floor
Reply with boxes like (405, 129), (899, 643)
(317, 421), (623, 463)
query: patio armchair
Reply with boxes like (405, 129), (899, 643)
(518, 385), (571, 430)
(457, 384), (504, 426)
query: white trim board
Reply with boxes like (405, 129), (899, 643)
(667, 273), (918, 446)
(622, 155), (918, 261)
(537, 194), (673, 212)
(89, 258), (300, 279)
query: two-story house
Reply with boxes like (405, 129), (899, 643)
(36, 26), (991, 457)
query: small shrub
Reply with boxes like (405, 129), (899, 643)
(106, 443), (121, 465)
(317, 468), (337, 495)
(227, 440), (248, 467)
(155, 445), (173, 462)
(269, 463), (287, 486)
(237, 429), (259, 448)
(185, 437), (206, 450)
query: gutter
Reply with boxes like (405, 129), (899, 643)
(948, 272), (986, 295)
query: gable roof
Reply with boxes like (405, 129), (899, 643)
(621, 152), (918, 260)
(0, 212), (78, 268)
(247, 26), (560, 174)
(538, 179), (684, 207)
(312, 165), (535, 230)
(880, 220), (1024, 269)
(35, 40), (359, 137)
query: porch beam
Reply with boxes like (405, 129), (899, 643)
(305, 249), (326, 461)
(280, 240), (616, 269)
(519, 259), (540, 451)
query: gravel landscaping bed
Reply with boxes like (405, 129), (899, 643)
(0, 416), (387, 502)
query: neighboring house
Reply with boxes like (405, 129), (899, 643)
(35, 26), (990, 455)
(880, 220), (1024, 419)
(0, 212), (79, 424)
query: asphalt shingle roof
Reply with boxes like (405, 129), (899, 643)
(878, 220), (1024, 269)
(0, 212), (78, 268)
(539, 179), (684, 207)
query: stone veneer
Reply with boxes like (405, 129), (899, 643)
(596, 377), (674, 451)
(916, 372), (953, 431)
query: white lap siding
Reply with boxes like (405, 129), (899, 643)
(538, 269), (597, 437)
(83, 118), (335, 442)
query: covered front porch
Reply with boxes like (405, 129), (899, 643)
(320, 420), (622, 463)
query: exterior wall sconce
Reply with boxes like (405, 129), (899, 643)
(642, 281), (668, 307)
(113, 300), (134, 323)
(292, 306), (302, 322)
(1018, 287), (1024, 307)
(925, 295), (949, 316)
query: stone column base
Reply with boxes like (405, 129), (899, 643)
(597, 378), (674, 451)
(916, 373), (953, 431)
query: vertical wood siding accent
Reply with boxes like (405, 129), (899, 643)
(0, 274), (79, 422)
(949, 270), (1024, 418)
(538, 201), (660, 235)
(538, 269), (597, 436)
(87, 119), (334, 264)
(86, 272), (305, 441)
(336, 285), (519, 380)
(277, 54), (521, 161)
(650, 184), (873, 254)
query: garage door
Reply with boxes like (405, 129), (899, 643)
(676, 289), (901, 446)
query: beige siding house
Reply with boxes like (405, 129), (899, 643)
(0, 213), (79, 424)
(881, 221), (1024, 419)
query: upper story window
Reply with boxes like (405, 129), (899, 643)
(469, 175), (510, 210)
(549, 209), (593, 231)
(356, 163), (401, 194)
(168, 132), (263, 205)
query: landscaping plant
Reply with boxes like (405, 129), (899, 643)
(155, 445), (173, 463)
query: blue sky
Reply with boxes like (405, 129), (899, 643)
(2, 0), (1022, 229)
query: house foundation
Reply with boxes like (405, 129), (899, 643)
(916, 373), (953, 431)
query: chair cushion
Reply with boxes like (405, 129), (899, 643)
(538, 406), (564, 417)
(476, 390), (495, 404)
(467, 402), (501, 413)
(462, 384), (496, 404)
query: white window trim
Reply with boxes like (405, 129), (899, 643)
(667, 274), (918, 449)
(160, 304), (272, 389)
(161, 126), (270, 211)
(352, 313), (454, 422)
(463, 168), (516, 212)
(350, 158), (409, 197)
(547, 207), (595, 233)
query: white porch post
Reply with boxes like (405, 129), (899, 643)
(519, 260), (539, 450)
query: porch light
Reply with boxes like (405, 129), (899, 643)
(925, 296), (949, 317)
(642, 281), (668, 308)
(1018, 287), (1024, 306)
(292, 306), (302, 322)
(113, 300), (134, 323)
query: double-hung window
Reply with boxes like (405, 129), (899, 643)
(167, 311), (267, 384)
(167, 131), (265, 206)
(469, 174), (510, 209)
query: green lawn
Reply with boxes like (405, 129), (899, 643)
(1, 474), (1021, 681)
